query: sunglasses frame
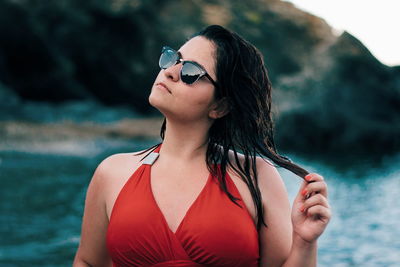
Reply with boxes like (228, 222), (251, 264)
(159, 46), (219, 88)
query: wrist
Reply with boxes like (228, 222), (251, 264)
(282, 233), (318, 267)
(292, 234), (318, 250)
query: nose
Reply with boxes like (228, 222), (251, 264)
(163, 62), (181, 82)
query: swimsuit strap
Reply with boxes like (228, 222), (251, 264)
(142, 143), (162, 165)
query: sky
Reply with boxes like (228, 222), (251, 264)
(284, 0), (400, 66)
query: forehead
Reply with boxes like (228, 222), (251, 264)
(178, 36), (216, 74)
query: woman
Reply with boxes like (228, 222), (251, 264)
(74, 25), (331, 266)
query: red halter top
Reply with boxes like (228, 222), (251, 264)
(106, 144), (259, 266)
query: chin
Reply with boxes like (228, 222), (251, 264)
(148, 94), (158, 109)
(148, 93), (167, 114)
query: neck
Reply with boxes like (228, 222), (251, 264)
(159, 117), (212, 163)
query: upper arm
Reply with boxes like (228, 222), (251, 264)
(73, 155), (119, 267)
(257, 157), (292, 267)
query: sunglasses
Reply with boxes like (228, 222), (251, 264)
(159, 46), (218, 87)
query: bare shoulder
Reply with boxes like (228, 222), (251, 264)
(226, 149), (282, 186)
(226, 149), (289, 218)
(93, 149), (148, 182)
(90, 148), (149, 195)
(254, 157), (286, 193)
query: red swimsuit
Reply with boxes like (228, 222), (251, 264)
(106, 144), (259, 266)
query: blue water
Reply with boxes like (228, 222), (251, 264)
(0, 138), (399, 266)
(280, 155), (400, 267)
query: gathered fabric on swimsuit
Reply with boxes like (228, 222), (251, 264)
(106, 144), (259, 266)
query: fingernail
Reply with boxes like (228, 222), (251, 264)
(301, 189), (308, 196)
(305, 174), (312, 181)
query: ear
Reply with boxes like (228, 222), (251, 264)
(208, 97), (231, 119)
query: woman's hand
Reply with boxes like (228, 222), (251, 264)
(291, 173), (331, 243)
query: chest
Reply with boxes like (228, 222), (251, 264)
(106, 159), (258, 232)
(150, 164), (257, 233)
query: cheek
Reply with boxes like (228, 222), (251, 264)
(184, 85), (214, 104)
(178, 86), (215, 114)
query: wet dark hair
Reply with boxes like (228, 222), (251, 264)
(139, 25), (309, 230)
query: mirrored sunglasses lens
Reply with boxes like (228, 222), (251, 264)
(181, 62), (202, 84)
(159, 49), (177, 69)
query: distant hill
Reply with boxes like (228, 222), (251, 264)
(0, 0), (399, 159)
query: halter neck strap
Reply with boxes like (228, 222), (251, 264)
(142, 143), (162, 165)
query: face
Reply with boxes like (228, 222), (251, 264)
(149, 36), (219, 123)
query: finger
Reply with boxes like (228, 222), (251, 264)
(300, 194), (329, 212)
(302, 181), (328, 198)
(303, 173), (325, 199)
(305, 173), (324, 182)
(306, 205), (332, 222)
(294, 180), (309, 202)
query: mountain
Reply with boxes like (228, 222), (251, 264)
(0, 0), (399, 159)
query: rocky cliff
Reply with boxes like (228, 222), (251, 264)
(0, 0), (398, 159)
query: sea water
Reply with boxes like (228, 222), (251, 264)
(0, 138), (399, 266)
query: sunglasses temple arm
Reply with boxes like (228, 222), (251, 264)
(205, 73), (219, 88)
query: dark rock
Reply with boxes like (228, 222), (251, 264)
(0, 0), (399, 159)
(275, 31), (400, 159)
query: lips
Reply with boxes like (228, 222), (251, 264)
(156, 82), (171, 93)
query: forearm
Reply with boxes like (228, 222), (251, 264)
(282, 235), (317, 267)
